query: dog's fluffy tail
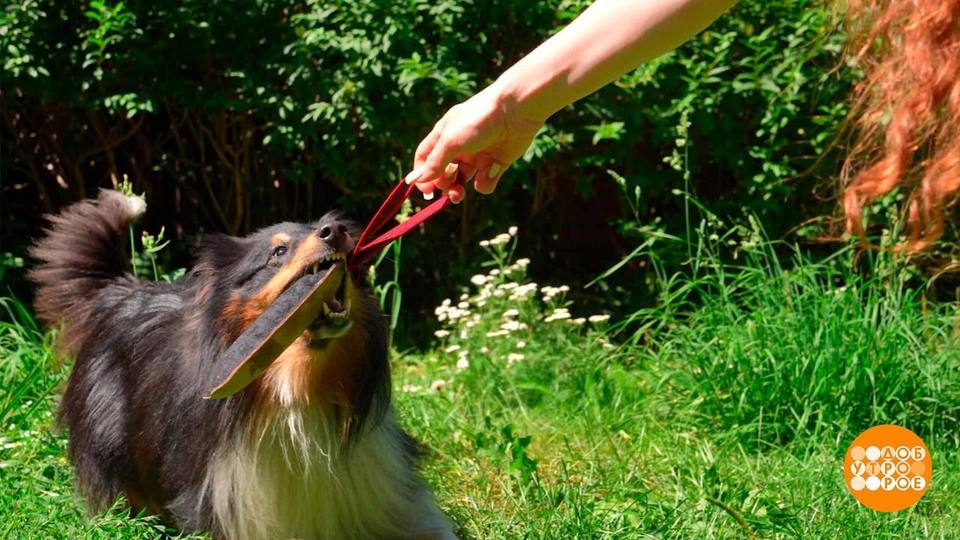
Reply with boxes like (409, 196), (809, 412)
(29, 189), (146, 352)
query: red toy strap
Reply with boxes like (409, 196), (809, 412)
(348, 179), (451, 271)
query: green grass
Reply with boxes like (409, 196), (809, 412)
(2, 228), (959, 539)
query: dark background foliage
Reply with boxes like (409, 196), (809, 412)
(1, 0), (853, 346)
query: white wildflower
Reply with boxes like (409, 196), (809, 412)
(444, 344), (461, 353)
(470, 274), (487, 286)
(401, 384), (422, 393)
(479, 239), (490, 247)
(486, 330), (509, 338)
(456, 357), (470, 370)
(508, 226), (518, 236)
(446, 307), (469, 321)
(489, 233), (511, 246)
(502, 309), (520, 319)
(570, 317), (586, 326)
(480, 346), (490, 354)
(501, 320), (524, 332)
(588, 314), (611, 324)
(516, 340), (526, 349)
(507, 353), (525, 366)
(544, 308), (571, 322)
(515, 258), (530, 268)
(489, 269), (500, 276)
(509, 283), (538, 301)
(460, 293), (470, 301)
(429, 379), (447, 393)
(434, 330), (450, 339)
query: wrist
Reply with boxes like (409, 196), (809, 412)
(490, 62), (563, 125)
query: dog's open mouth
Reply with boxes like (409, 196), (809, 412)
(301, 252), (352, 344)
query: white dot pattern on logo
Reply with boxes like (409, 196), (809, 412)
(850, 476), (866, 491)
(849, 444), (927, 493)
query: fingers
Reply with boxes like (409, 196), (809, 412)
(446, 183), (466, 204)
(474, 161), (505, 195)
(407, 121), (444, 183)
(435, 162), (463, 193)
(406, 131), (461, 190)
(421, 138), (462, 187)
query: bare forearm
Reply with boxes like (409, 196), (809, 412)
(495, 0), (737, 122)
(404, 0), (737, 198)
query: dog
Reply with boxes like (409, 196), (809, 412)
(30, 190), (455, 540)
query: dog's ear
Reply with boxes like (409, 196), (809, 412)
(193, 233), (246, 274)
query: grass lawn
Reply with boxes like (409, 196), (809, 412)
(2, 229), (959, 539)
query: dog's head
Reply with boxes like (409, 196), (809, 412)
(198, 212), (362, 344)
(195, 212), (389, 437)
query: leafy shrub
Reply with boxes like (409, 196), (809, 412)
(1, 0), (854, 336)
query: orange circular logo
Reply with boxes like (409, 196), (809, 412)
(844, 424), (931, 512)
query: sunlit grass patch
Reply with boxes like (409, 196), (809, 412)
(395, 226), (960, 539)
(2, 225), (959, 538)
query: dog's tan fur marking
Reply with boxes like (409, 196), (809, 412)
(270, 233), (291, 246)
(218, 292), (250, 343)
(218, 234), (326, 339)
(256, 278), (367, 410)
(250, 234), (322, 312)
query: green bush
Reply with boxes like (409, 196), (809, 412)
(1, 0), (853, 337)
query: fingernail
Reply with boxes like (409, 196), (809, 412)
(423, 191), (434, 200)
(488, 163), (502, 178)
(404, 167), (424, 184)
(449, 192), (462, 204)
(444, 162), (459, 176)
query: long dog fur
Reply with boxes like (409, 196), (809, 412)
(30, 190), (455, 540)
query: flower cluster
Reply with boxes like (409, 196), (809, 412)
(429, 227), (617, 374)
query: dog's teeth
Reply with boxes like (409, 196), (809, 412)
(322, 302), (331, 316)
(313, 263), (319, 274)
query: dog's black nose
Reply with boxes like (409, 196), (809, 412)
(318, 222), (350, 252)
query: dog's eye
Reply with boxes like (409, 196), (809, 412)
(272, 245), (288, 257)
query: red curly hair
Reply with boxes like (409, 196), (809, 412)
(843, 0), (960, 251)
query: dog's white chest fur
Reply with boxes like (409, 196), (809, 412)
(199, 407), (453, 540)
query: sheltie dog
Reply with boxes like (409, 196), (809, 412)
(30, 190), (455, 540)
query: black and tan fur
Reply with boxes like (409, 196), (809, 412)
(30, 190), (455, 540)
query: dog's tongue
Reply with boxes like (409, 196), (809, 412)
(205, 264), (344, 399)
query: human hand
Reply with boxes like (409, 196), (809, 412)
(403, 83), (544, 203)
